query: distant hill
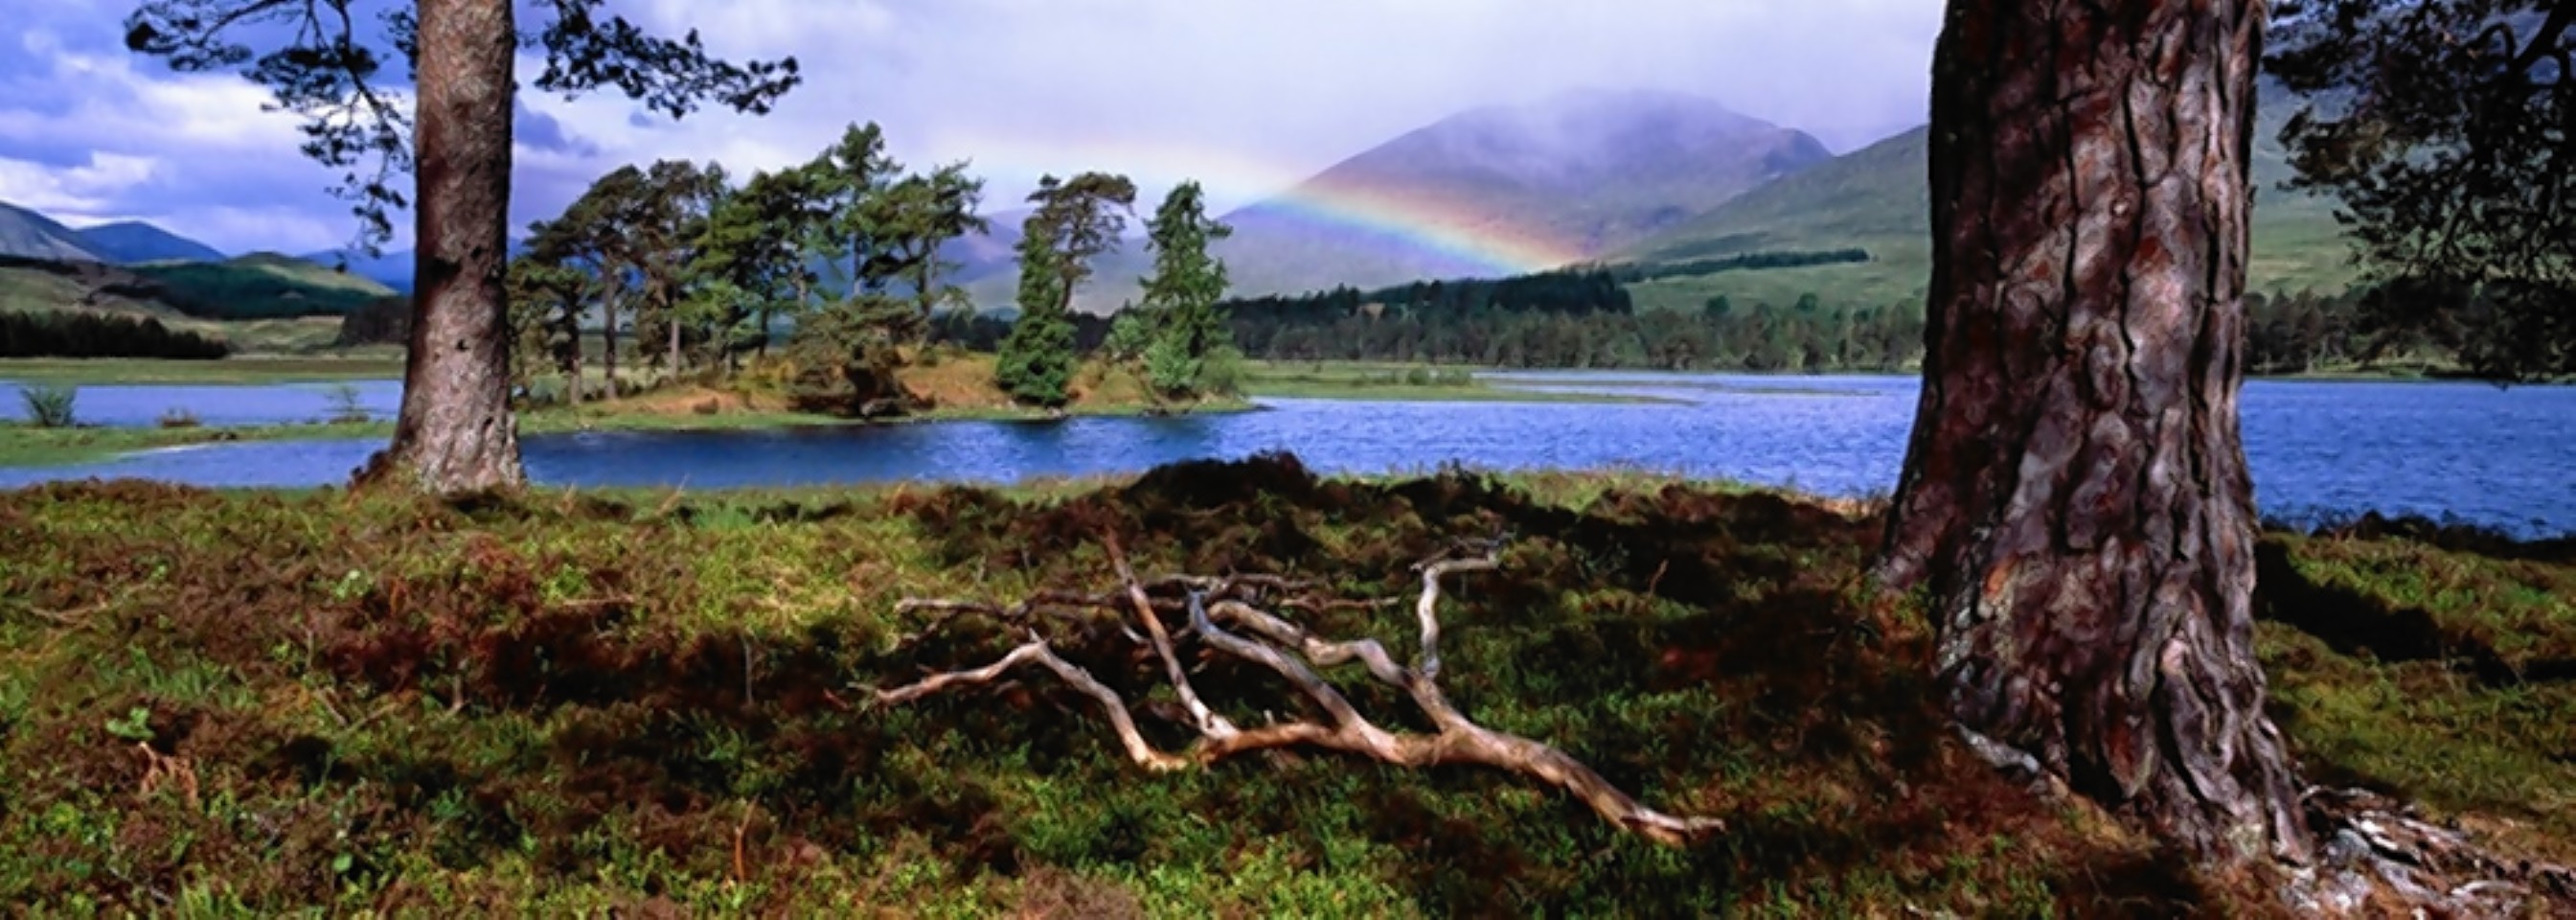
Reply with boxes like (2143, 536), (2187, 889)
(73, 220), (226, 264)
(301, 247), (422, 293)
(0, 201), (105, 263)
(131, 253), (399, 318)
(0, 251), (398, 324)
(968, 88), (1835, 311)
(1615, 81), (2357, 311)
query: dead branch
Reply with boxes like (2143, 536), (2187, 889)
(873, 634), (1186, 771)
(1104, 534), (1235, 740)
(1410, 550), (1499, 679)
(135, 742), (199, 809)
(866, 539), (1723, 847)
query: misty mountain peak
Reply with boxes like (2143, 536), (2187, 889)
(1357, 87), (1820, 193)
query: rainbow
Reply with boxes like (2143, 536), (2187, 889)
(1249, 178), (1585, 277)
(923, 130), (1586, 278)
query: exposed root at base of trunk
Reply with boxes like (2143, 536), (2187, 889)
(868, 536), (1724, 847)
(2289, 787), (2576, 917)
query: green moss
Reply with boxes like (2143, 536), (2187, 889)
(0, 462), (2565, 912)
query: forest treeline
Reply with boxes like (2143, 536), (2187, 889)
(1199, 271), (2401, 373)
(0, 310), (229, 359)
(1216, 270), (1926, 371)
(1604, 248), (1872, 284)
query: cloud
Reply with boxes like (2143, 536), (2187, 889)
(514, 100), (598, 158)
(2, 0), (1942, 253)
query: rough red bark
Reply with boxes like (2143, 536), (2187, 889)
(361, 0), (524, 493)
(1877, 0), (2310, 866)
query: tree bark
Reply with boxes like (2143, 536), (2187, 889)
(667, 299), (683, 375)
(564, 313), (583, 405)
(361, 0), (524, 493)
(602, 282), (621, 400)
(1878, 0), (2309, 867)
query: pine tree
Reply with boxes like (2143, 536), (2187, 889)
(1137, 180), (1234, 398)
(996, 172), (1135, 407)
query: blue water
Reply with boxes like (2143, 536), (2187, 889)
(4, 374), (2570, 537)
(0, 380), (402, 427)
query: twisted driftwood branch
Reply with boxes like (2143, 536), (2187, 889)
(870, 537), (1723, 847)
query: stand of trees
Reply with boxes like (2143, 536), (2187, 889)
(0, 310), (230, 359)
(1217, 269), (1929, 372)
(503, 121), (988, 415)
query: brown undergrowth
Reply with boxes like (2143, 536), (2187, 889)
(0, 456), (2565, 915)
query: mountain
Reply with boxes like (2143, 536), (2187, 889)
(73, 221), (226, 264)
(943, 209), (1026, 286)
(0, 201), (105, 263)
(1615, 80), (2357, 311)
(301, 247), (422, 293)
(968, 88), (1835, 311)
(1227, 88), (1830, 288)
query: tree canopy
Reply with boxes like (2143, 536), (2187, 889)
(2270, 0), (2575, 379)
(998, 172), (1136, 406)
(123, 0), (801, 255)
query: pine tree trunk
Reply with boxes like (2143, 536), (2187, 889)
(1878, 0), (2310, 867)
(602, 286), (620, 400)
(668, 303), (683, 375)
(360, 0), (523, 493)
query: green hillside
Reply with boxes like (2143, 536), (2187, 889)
(0, 252), (394, 354)
(126, 252), (398, 319)
(1617, 89), (2359, 312)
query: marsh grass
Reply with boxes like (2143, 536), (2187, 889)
(0, 459), (2565, 914)
(17, 383), (77, 427)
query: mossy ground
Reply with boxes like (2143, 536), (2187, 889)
(0, 458), (2567, 916)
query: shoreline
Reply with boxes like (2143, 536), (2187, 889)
(0, 384), (1661, 470)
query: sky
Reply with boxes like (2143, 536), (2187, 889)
(0, 0), (1943, 255)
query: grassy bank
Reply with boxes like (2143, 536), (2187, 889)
(1242, 361), (1679, 402)
(0, 356), (404, 385)
(0, 354), (1660, 470)
(0, 460), (2567, 914)
(9, 356), (1688, 403)
(0, 421), (390, 468)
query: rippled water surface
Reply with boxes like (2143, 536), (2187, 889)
(4, 373), (2568, 536)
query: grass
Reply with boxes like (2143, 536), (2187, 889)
(0, 356), (405, 385)
(0, 459), (2566, 914)
(2254, 521), (2576, 864)
(1242, 361), (1680, 403)
(0, 420), (391, 468)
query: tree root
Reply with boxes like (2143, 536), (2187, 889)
(2291, 786), (2576, 917)
(869, 536), (1724, 847)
